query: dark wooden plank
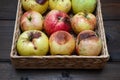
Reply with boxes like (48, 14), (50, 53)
(0, 0), (18, 20)
(101, 0), (120, 3)
(102, 3), (120, 20)
(0, 20), (14, 60)
(0, 0), (120, 20)
(104, 21), (120, 61)
(0, 62), (120, 80)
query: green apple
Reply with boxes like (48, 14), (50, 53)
(76, 30), (102, 56)
(72, 0), (97, 14)
(49, 0), (71, 13)
(17, 30), (49, 56)
(22, 0), (48, 14)
(49, 31), (75, 55)
(71, 12), (96, 34)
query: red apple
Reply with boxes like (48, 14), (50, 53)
(17, 30), (49, 56)
(44, 10), (71, 36)
(76, 30), (102, 56)
(20, 10), (43, 31)
(49, 31), (75, 55)
(71, 12), (96, 34)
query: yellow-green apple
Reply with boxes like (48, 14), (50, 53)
(49, 0), (71, 13)
(17, 30), (49, 56)
(49, 31), (75, 55)
(72, 0), (97, 14)
(71, 12), (96, 34)
(44, 10), (71, 36)
(22, 0), (48, 14)
(76, 30), (102, 56)
(20, 10), (43, 31)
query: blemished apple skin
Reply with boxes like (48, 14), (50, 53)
(22, 0), (48, 14)
(71, 12), (96, 34)
(49, 31), (75, 55)
(44, 10), (71, 36)
(20, 10), (43, 31)
(17, 30), (49, 56)
(49, 0), (71, 13)
(76, 30), (102, 56)
(72, 0), (97, 14)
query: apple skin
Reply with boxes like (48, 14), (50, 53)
(49, 0), (71, 13)
(72, 0), (97, 14)
(49, 31), (75, 55)
(76, 30), (102, 56)
(22, 0), (48, 14)
(17, 30), (49, 56)
(20, 10), (43, 31)
(44, 10), (71, 36)
(71, 12), (96, 34)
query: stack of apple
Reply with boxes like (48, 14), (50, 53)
(17, 0), (102, 56)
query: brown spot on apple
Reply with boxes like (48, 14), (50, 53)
(54, 31), (70, 45)
(29, 32), (41, 42)
(80, 32), (96, 40)
(36, 0), (47, 4)
(28, 31), (41, 50)
(77, 30), (98, 45)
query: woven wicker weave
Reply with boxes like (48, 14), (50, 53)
(10, 0), (109, 69)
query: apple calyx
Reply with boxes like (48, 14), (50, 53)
(36, 0), (47, 4)
(27, 16), (32, 22)
(29, 32), (41, 42)
(57, 16), (70, 24)
(55, 31), (69, 45)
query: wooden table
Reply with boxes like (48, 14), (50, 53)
(0, 0), (120, 80)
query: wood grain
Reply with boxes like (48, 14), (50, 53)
(0, 62), (120, 80)
(0, 21), (14, 60)
(104, 21), (120, 61)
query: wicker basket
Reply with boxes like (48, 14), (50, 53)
(10, 0), (109, 69)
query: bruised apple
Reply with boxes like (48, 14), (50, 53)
(71, 12), (96, 34)
(22, 0), (48, 14)
(49, 0), (71, 13)
(44, 10), (71, 36)
(76, 30), (102, 56)
(20, 10), (43, 31)
(17, 30), (49, 56)
(49, 31), (75, 55)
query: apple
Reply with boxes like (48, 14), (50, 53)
(49, 0), (71, 13)
(72, 0), (97, 14)
(71, 12), (96, 34)
(49, 31), (75, 55)
(22, 0), (48, 14)
(76, 30), (102, 56)
(44, 10), (71, 36)
(17, 30), (49, 56)
(20, 10), (43, 31)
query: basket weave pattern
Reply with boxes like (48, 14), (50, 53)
(10, 0), (109, 69)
